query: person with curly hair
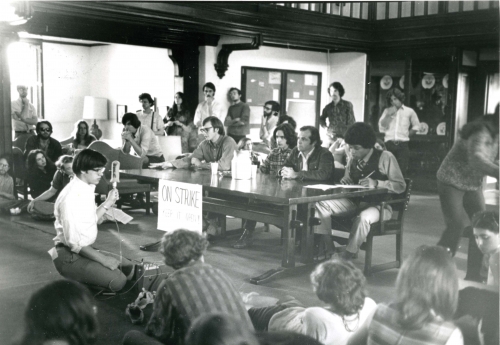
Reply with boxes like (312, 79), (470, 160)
(26, 149), (57, 199)
(123, 229), (253, 345)
(247, 259), (376, 345)
(349, 245), (463, 345)
(320, 82), (355, 146)
(16, 280), (99, 345)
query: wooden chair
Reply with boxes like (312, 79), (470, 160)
(88, 141), (151, 214)
(11, 147), (29, 200)
(331, 178), (412, 275)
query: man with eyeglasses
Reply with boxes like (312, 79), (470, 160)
(157, 116), (237, 171)
(11, 84), (38, 140)
(260, 101), (280, 148)
(24, 120), (63, 163)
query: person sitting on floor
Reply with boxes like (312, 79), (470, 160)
(27, 155), (74, 213)
(0, 154), (27, 210)
(248, 260), (376, 345)
(51, 149), (135, 292)
(24, 120), (62, 163)
(15, 280), (99, 345)
(233, 123), (297, 249)
(348, 245), (463, 345)
(315, 122), (406, 260)
(68, 120), (96, 154)
(454, 211), (499, 345)
(123, 229), (253, 345)
(26, 149), (57, 199)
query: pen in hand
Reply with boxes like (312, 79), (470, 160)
(363, 171), (375, 180)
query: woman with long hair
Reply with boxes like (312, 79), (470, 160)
(348, 245), (463, 345)
(26, 149), (57, 199)
(164, 92), (198, 153)
(71, 121), (97, 152)
(17, 280), (98, 345)
(436, 116), (499, 281)
(27, 155), (74, 212)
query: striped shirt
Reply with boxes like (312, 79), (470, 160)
(260, 147), (292, 176)
(146, 262), (253, 344)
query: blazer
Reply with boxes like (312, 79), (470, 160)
(283, 146), (334, 182)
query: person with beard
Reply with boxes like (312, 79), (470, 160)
(24, 121), (62, 163)
(51, 149), (135, 291)
(165, 92), (198, 153)
(224, 87), (251, 143)
(320, 82), (355, 146)
(260, 100), (280, 148)
(11, 84), (38, 140)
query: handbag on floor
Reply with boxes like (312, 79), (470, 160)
(29, 200), (55, 221)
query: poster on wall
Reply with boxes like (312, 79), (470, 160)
(269, 72), (281, 84)
(157, 180), (203, 233)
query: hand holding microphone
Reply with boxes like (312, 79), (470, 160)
(108, 161), (121, 206)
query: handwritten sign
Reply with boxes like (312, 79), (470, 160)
(157, 180), (202, 233)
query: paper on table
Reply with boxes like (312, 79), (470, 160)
(304, 184), (369, 191)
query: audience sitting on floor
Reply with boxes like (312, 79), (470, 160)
(67, 120), (97, 154)
(315, 122), (406, 260)
(348, 245), (463, 345)
(24, 120), (62, 163)
(248, 260), (376, 345)
(15, 279), (98, 345)
(27, 155), (74, 217)
(123, 229), (253, 345)
(454, 211), (499, 345)
(52, 149), (135, 292)
(26, 149), (57, 199)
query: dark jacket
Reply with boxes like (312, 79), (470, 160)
(283, 146), (334, 182)
(24, 136), (63, 163)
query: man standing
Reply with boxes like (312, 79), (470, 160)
(193, 82), (224, 127)
(378, 88), (420, 176)
(320, 82), (355, 145)
(24, 121), (62, 163)
(159, 116), (236, 171)
(260, 100), (280, 148)
(121, 113), (164, 168)
(224, 87), (250, 144)
(136, 93), (164, 136)
(11, 84), (38, 140)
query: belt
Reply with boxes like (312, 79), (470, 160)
(387, 140), (408, 146)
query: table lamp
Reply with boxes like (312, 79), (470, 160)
(83, 96), (108, 140)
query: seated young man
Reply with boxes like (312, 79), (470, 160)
(158, 116), (236, 171)
(315, 122), (406, 259)
(123, 229), (253, 345)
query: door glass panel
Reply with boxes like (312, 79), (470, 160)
(286, 73), (319, 130)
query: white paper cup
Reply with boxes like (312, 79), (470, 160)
(211, 162), (218, 175)
(251, 165), (258, 179)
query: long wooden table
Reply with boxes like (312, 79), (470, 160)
(122, 168), (388, 284)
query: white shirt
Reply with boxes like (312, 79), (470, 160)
(299, 147), (315, 171)
(378, 105), (420, 142)
(193, 99), (224, 127)
(53, 177), (98, 253)
(136, 110), (164, 135)
(11, 98), (37, 132)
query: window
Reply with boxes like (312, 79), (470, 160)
(242, 67), (322, 139)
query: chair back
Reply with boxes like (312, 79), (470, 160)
(118, 151), (144, 170)
(158, 136), (182, 161)
(11, 147), (27, 179)
(87, 141), (119, 174)
(13, 134), (34, 152)
(393, 178), (412, 215)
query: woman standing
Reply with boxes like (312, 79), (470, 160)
(137, 93), (164, 136)
(26, 149), (57, 199)
(436, 117), (499, 281)
(165, 92), (197, 153)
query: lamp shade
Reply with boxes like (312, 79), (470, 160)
(83, 96), (108, 120)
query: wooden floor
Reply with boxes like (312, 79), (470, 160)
(0, 192), (474, 344)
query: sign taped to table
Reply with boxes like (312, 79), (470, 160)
(157, 179), (202, 233)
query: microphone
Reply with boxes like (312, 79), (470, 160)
(110, 161), (120, 189)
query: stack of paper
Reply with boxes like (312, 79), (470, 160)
(304, 184), (369, 191)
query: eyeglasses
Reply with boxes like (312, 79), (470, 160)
(0, 164), (9, 168)
(39, 128), (51, 132)
(199, 127), (213, 133)
(91, 167), (106, 174)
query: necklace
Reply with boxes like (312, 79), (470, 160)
(343, 312), (360, 332)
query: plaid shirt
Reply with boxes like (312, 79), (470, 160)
(260, 147), (292, 176)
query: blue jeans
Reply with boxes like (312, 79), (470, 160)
(52, 246), (128, 292)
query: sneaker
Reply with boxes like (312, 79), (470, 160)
(233, 229), (253, 249)
(125, 304), (144, 325)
